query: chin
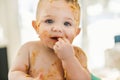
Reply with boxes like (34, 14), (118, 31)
(45, 43), (55, 50)
(46, 45), (53, 49)
(49, 45), (55, 49)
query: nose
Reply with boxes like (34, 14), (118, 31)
(51, 26), (62, 33)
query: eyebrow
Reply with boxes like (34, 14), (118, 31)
(43, 15), (55, 18)
(64, 17), (74, 22)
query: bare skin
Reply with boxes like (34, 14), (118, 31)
(9, 41), (89, 80)
(8, 0), (91, 80)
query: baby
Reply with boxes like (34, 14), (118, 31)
(8, 0), (91, 80)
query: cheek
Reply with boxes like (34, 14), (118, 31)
(66, 30), (76, 43)
(37, 24), (49, 37)
(39, 30), (49, 39)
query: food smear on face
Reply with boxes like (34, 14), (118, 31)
(70, 4), (77, 11)
(41, 31), (49, 38)
(69, 3), (80, 26)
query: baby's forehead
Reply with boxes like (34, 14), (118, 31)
(38, 0), (78, 6)
(37, 0), (79, 12)
(39, 0), (78, 2)
(37, 0), (80, 25)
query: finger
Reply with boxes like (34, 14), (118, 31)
(54, 43), (60, 50)
(62, 37), (70, 43)
(53, 45), (59, 54)
(58, 38), (64, 43)
(55, 41), (60, 47)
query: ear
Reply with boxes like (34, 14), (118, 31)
(75, 28), (81, 36)
(32, 20), (39, 34)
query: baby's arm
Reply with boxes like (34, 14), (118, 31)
(66, 46), (91, 80)
(53, 38), (91, 80)
(8, 42), (40, 80)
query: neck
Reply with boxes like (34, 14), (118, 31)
(41, 42), (55, 53)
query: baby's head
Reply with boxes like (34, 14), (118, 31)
(32, 0), (81, 49)
(36, 0), (81, 26)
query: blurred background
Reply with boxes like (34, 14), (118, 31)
(0, 0), (120, 80)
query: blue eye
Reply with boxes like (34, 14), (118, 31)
(45, 19), (54, 24)
(64, 22), (72, 27)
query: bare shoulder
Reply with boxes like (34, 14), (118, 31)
(73, 46), (88, 69)
(21, 41), (40, 48)
(15, 41), (41, 61)
(9, 41), (41, 71)
(19, 41), (41, 51)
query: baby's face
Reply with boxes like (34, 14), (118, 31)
(34, 0), (80, 49)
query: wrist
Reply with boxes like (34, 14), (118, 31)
(62, 56), (76, 63)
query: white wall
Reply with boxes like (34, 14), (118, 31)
(0, 0), (21, 68)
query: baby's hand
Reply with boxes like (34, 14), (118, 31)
(53, 38), (75, 61)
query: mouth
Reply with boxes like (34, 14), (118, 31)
(50, 37), (59, 41)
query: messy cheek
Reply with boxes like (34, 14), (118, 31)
(39, 31), (49, 41)
(40, 31), (51, 44)
(39, 31), (54, 48)
(39, 31), (49, 38)
(66, 32), (75, 43)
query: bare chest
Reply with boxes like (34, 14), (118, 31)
(29, 51), (64, 80)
